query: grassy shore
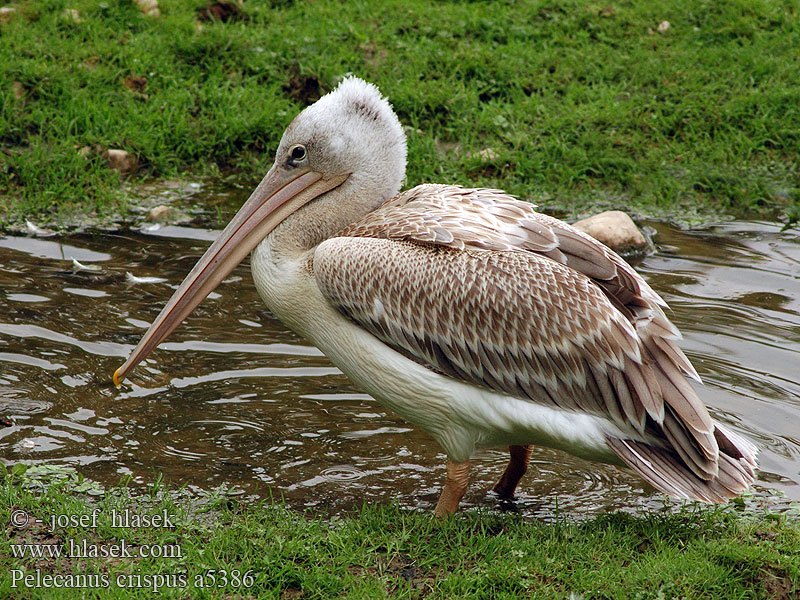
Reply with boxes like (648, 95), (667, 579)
(1, 0), (799, 229)
(2, 465), (798, 600)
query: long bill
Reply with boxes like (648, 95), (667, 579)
(112, 167), (350, 386)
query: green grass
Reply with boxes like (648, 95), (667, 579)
(1, 0), (798, 228)
(2, 465), (799, 599)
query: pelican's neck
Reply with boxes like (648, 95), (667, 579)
(261, 175), (396, 260)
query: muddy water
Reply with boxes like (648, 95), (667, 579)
(1, 215), (798, 517)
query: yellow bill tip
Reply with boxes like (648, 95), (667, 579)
(112, 368), (124, 388)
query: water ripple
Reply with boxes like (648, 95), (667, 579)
(0, 218), (798, 515)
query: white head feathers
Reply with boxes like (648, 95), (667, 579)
(277, 76), (407, 203)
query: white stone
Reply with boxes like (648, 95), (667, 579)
(134, 0), (159, 16)
(0, 6), (16, 22)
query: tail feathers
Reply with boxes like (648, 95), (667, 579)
(606, 428), (758, 503)
(714, 422), (758, 469)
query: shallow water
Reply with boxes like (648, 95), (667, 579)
(1, 214), (798, 517)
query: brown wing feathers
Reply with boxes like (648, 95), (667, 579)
(318, 238), (664, 439)
(320, 184), (757, 500)
(318, 239), (634, 411)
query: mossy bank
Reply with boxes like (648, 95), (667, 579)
(2, 465), (799, 599)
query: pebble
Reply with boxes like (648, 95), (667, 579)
(147, 205), (180, 223)
(0, 6), (16, 22)
(62, 8), (80, 22)
(134, 0), (160, 16)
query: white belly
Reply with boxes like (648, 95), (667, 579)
(251, 241), (624, 463)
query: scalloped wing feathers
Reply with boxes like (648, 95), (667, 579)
(316, 184), (756, 499)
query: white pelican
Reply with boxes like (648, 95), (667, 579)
(113, 77), (757, 515)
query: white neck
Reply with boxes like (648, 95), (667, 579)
(262, 173), (399, 259)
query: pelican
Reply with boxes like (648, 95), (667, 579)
(113, 77), (757, 515)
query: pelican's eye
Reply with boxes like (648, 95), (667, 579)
(288, 144), (307, 164)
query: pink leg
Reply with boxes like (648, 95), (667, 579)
(434, 458), (470, 517)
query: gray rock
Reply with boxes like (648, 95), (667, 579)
(105, 149), (138, 174)
(572, 210), (647, 254)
